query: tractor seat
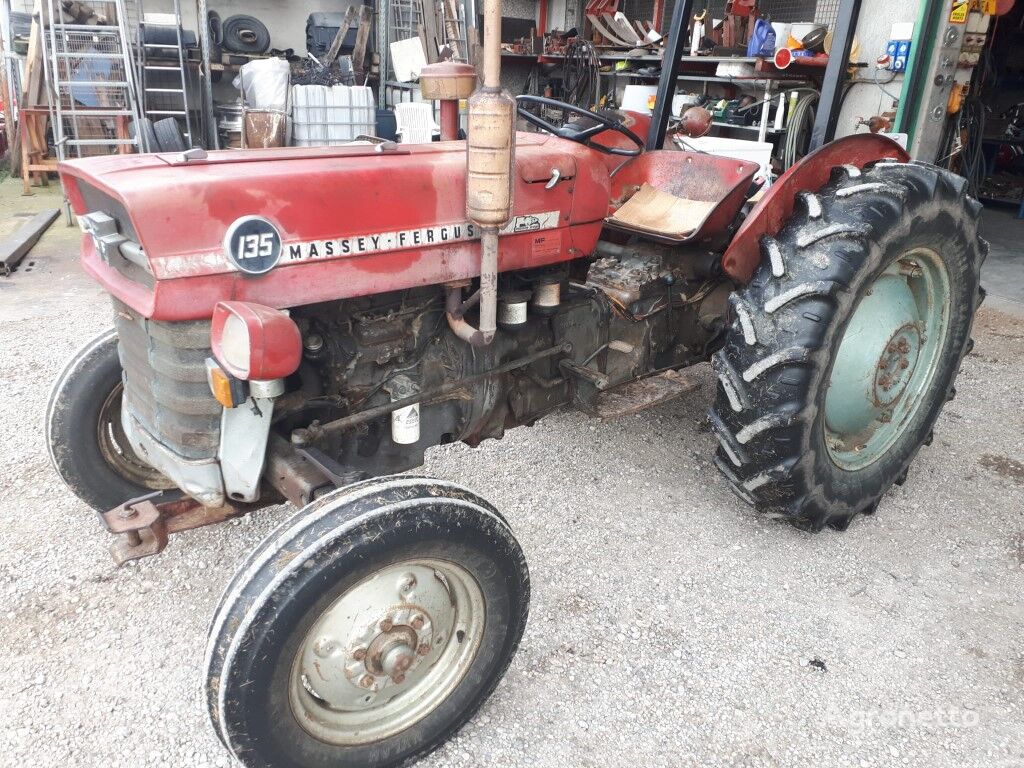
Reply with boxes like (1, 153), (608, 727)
(608, 184), (719, 241)
(605, 150), (760, 244)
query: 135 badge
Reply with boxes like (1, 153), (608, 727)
(224, 216), (282, 275)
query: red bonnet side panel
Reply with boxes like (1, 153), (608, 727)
(60, 135), (612, 321)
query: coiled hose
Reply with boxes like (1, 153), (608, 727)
(782, 91), (819, 169)
(221, 14), (271, 55)
(563, 39), (600, 108)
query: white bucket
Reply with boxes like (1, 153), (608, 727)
(621, 85), (659, 115)
(672, 93), (700, 117)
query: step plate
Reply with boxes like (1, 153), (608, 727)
(593, 369), (699, 420)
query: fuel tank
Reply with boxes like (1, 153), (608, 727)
(58, 134), (611, 321)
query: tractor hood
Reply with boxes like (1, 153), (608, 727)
(59, 136), (611, 320)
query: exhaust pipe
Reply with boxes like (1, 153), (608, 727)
(456, 0), (515, 347)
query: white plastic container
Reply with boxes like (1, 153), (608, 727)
(672, 93), (700, 117)
(291, 84), (376, 146)
(684, 135), (774, 180)
(621, 85), (659, 115)
(770, 22), (791, 51)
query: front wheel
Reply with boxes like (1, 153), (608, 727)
(46, 328), (172, 512)
(205, 477), (530, 768)
(710, 161), (985, 531)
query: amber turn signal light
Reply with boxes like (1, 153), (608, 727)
(206, 359), (248, 408)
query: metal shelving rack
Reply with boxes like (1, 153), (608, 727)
(40, 0), (143, 159)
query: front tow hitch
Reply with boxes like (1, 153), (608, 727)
(97, 490), (246, 565)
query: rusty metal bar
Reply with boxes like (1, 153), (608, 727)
(98, 490), (246, 564)
(319, 342), (571, 437)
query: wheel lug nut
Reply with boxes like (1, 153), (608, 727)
(411, 615), (425, 630)
(417, 642), (431, 656)
(353, 648), (366, 661)
(313, 637), (337, 658)
(392, 673), (406, 684)
(379, 619), (393, 632)
(360, 674), (374, 688)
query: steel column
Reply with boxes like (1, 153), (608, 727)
(196, 0), (217, 148)
(808, 0), (861, 150)
(646, 0), (694, 150)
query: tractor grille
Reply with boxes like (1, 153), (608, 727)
(78, 183), (155, 289)
(113, 301), (221, 460)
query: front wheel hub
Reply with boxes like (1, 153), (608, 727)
(343, 605), (434, 689)
(824, 250), (951, 470)
(289, 560), (485, 745)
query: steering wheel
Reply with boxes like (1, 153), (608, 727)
(516, 95), (645, 157)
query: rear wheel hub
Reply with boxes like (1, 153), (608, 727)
(873, 323), (921, 407)
(824, 249), (951, 470)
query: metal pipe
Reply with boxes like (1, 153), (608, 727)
(319, 342), (572, 437)
(439, 99), (460, 140)
(460, 0), (512, 346)
(478, 228), (498, 337)
(481, 0), (500, 89)
(449, 233), (503, 347)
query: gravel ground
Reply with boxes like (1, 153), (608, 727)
(1, 181), (1022, 768)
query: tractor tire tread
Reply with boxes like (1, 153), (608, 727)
(712, 161), (984, 531)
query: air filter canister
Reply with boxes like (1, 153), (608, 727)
(498, 290), (531, 327)
(532, 281), (561, 313)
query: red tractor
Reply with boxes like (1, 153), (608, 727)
(47, 7), (984, 767)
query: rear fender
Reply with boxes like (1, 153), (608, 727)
(722, 134), (910, 283)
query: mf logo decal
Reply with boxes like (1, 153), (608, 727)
(224, 216), (282, 275)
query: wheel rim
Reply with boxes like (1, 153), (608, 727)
(288, 559), (486, 746)
(96, 383), (173, 490)
(824, 248), (951, 470)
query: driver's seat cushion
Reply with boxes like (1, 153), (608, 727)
(609, 183), (718, 239)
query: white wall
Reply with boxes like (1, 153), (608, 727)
(834, 0), (918, 139)
(545, 0), (580, 32)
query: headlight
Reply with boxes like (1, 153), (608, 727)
(219, 313), (252, 377)
(210, 301), (302, 381)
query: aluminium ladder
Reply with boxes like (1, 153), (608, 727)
(40, 0), (143, 159)
(137, 0), (192, 146)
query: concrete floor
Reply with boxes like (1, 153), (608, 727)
(981, 206), (1024, 311)
(0, 179), (1021, 768)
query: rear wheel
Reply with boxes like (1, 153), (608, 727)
(710, 161), (985, 530)
(46, 328), (171, 512)
(205, 477), (530, 768)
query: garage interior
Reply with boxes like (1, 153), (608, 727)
(0, 1), (1021, 768)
